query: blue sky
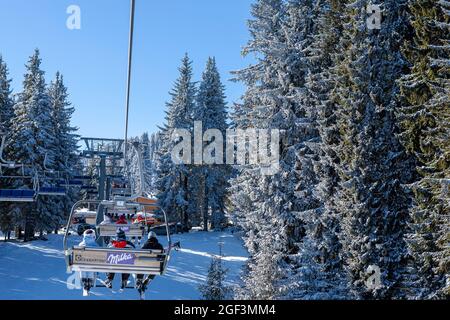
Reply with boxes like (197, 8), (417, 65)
(0, 0), (254, 138)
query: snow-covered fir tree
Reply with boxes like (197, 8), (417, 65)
(192, 57), (230, 231)
(329, 0), (415, 299)
(398, 0), (450, 299)
(199, 250), (231, 300)
(139, 132), (153, 195)
(230, 0), (323, 299)
(148, 131), (162, 194)
(10, 49), (57, 239)
(0, 56), (14, 133)
(229, 0), (288, 299)
(156, 54), (196, 229)
(47, 72), (79, 232)
(289, 0), (347, 299)
(0, 55), (15, 236)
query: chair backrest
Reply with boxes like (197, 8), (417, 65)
(0, 189), (35, 201)
(39, 187), (66, 195)
(98, 224), (145, 237)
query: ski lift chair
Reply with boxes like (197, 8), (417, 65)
(37, 154), (68, 196)
(64, 199), (173, 277)
(81, 185), (97, 191)
(0, 189), (36, 202)
(111, 187), (133, 197)
(0, 164), (38, 202)
(38, 186), (67, 196)
(74, 176), (93, 181)
(59, 178), (84, 188)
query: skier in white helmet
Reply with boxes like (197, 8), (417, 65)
(78, 229), (98, 296)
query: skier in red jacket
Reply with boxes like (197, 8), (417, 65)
(103, 229), (135, 290)
(116, 214), (127, 225)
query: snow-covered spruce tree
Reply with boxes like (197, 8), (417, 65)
(199, 254), (230, 300)
(148, 131), (162, 195)
(330, 1), (415, 299)
(0, 56), (15, 236)
(398, 0), (449, 299)
(10, 49), (56, 239)
(286, 0), (349, 299)
(192, 57), (230, 231)
(48, 72), (79, 232)
(231, 0), (324, 299)
(0, 56), (14, 133)
(156, 54), (196, 229)
(140, 132), (153, 195)
(229, 0), (288, 300)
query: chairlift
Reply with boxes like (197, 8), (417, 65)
(63, 198), (173, 295)
(0, 135), (38, 202)
(70, 208), (98, 227)
(38, 186), (67, 196)
(0, 188), (36, 202)
(37, 175), (67, 196)
(59, 178), (84, 188)
(37, 154), (68, 197)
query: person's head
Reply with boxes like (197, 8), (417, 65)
(119, 214), (126, 221)
(83, 229), (96, 240)
(116, 229), (126, 241)
(148, 231), (157, 241)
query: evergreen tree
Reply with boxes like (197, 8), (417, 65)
(149, 131), (162, 195)
(330, 0), (415, 299)
(199, 252), (230, 300)
(230, 0), (322, 299)
(0, 55), (15, 236)
(140, 132), (153, 194)
(398, 0), (450, 299)
(10, 49), (56, 239)
(0, 56), (14, 133)
(156, 54), (196, 229)
(229, 0), (289, 299)
(193, 57), (230, 231)
(48, 72), (79, 232)
(291, 0), (350, 299)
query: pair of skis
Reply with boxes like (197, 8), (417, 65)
(86, 275), (153, 300)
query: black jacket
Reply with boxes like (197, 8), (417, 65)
(142, 238), (163, 251)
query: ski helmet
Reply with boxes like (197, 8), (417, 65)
(116, 228), (126, 241)
(83, 229), (96, 239)
(148, 231), (157, 240)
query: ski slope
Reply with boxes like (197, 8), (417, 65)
(0, 230), (248, 300)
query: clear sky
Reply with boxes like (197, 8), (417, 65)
(0, 0), (254, 139)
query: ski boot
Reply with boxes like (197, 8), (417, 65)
(135, 279), (146, 300)
(103, 278), (113, 289)
(120, 279), (129, 292)
(82, 278), (91, 297)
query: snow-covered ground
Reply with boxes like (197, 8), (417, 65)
(0, 230), (248, 300)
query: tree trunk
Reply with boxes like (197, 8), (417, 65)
(16, 226), (23, 240)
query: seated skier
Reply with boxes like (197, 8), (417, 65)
(104, 229), (135, 290)
(116, 214), (127, 225)
(135, 231), (164, 296)
(78, 229), (98, 295)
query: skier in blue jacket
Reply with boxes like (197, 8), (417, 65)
(78, 229), (98, 295)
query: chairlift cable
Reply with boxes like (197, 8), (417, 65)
(124, 0), (136, 162)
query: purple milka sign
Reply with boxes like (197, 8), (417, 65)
(106, 252), (136, 265)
